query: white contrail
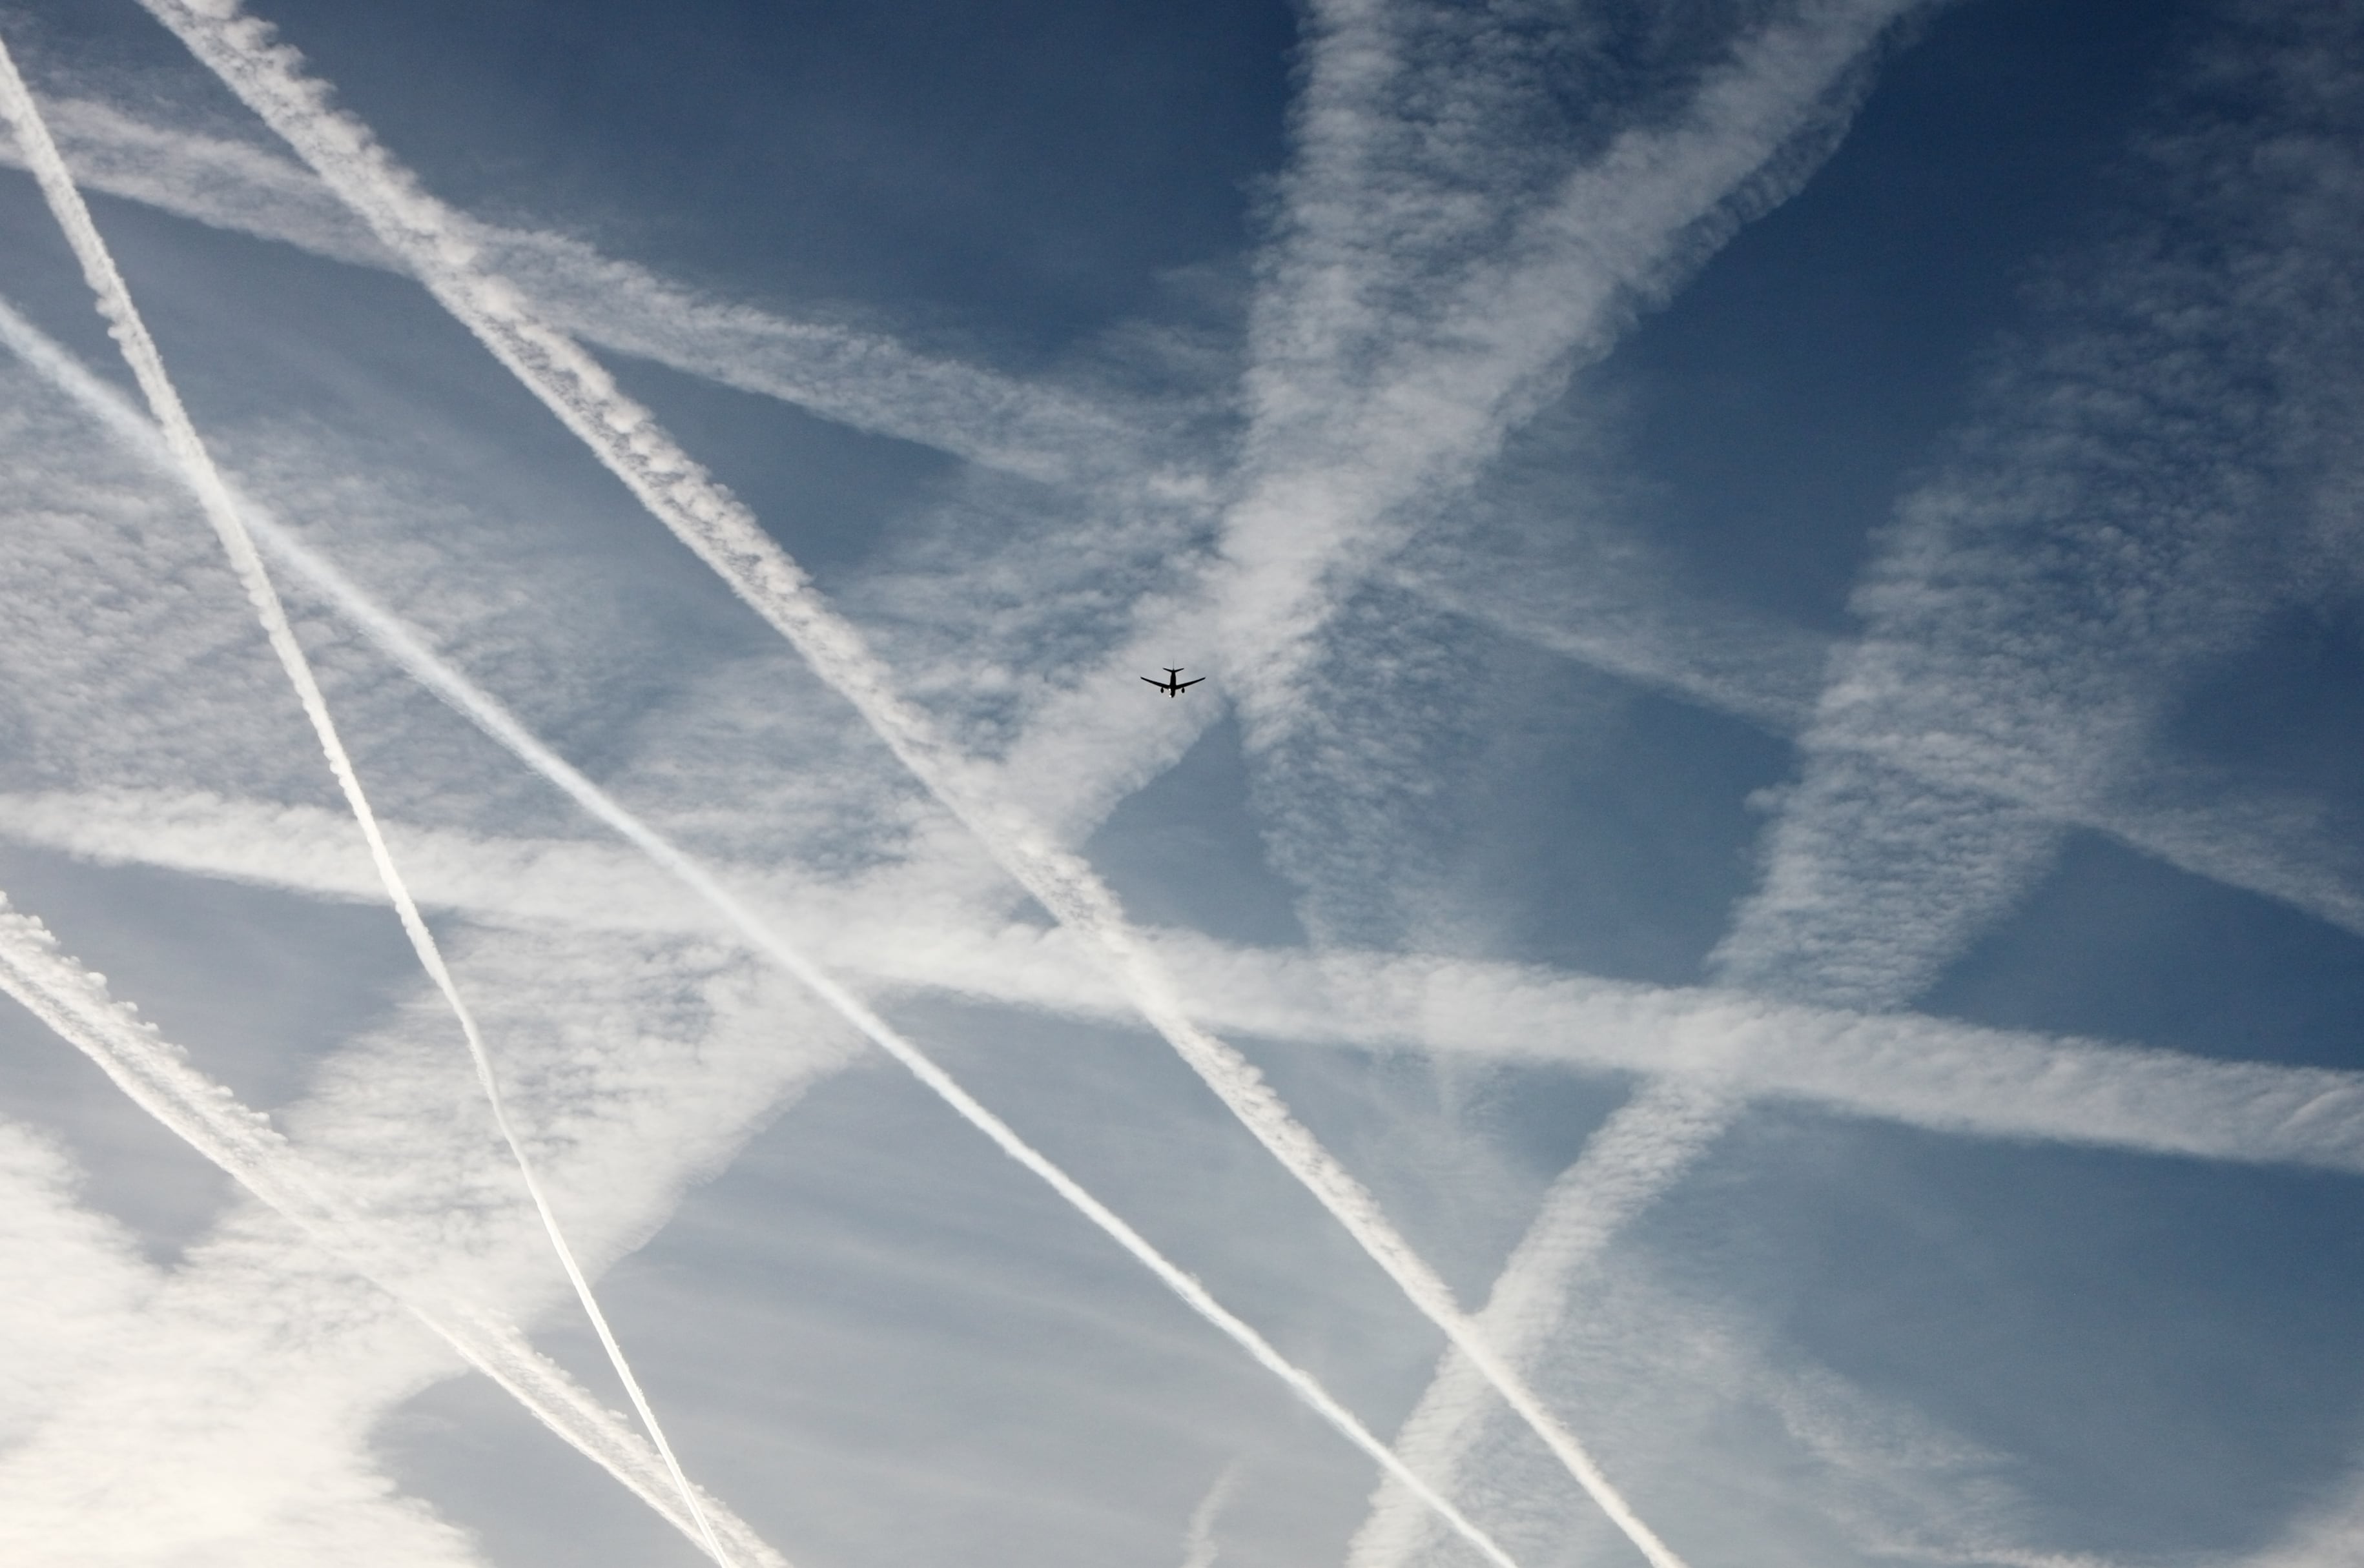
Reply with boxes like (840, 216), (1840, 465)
(0, 893), (790, 1567)
(1343, 0), (2364, 1451)
(1347, 1081), (1738, 1568)
(1404, 558), (2364, 949)
(962, 0), (1924, 862)
(0, 39), (735, 1567)
(1218, 0), (1924, 706)
(134, 6), (1683, 1558)
(1179, 1460), (1243, 1568)
(1210, 0), (1927, 953)
(0, 296), (1520, 1568)
(15, 776), (2364, 1186)
(0, 92), (1149, 485)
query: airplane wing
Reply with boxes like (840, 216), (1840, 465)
(1140, 675), (1164, 687)
(1177, 677), (1205, 689)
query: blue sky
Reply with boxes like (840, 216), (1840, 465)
(0, 1), (2361, 1565)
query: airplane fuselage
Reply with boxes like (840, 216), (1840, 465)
(1142, 666), (1204, 697)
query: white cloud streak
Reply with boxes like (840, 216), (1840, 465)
(11, 7), (2354, 1557)
(0, 892), (790, 1567)
(0, 43), (735, 1563)
(898, 0), (1920, 952)
(0, 905), (874, 1566)
(1346, 1079), (1738, 1568)
(0, 271), (1521, 1568)
(14, 787), (2364, 1185)
(0, 92), (1137, 484)
(1215, 0), (1924, 706)
(1178, 1460), (1242, 1568)
(129, 6), (1681, 1555)
(1392, 558), (1823, 737)
(1413, 559), (2364, 953)
(957, 12), (1958, 1519)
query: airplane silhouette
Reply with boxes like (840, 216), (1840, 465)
(1142, 667), (1205, 697)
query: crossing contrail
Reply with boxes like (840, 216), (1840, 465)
(0, 91), (1147, 485)
(1349, 1081), (1740, 1568)
(0, 293), (1525, 1568)
(0, 37), (737, 1567)
(130, 8), (1684, 1558)
(0, 893), (790, 1568)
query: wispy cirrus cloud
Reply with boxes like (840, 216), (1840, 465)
(1403, 529), (2364, 954)
(0, 1117), (158, 1447)
(1217, 0), (1924, 698)
(1149, 0), (1926, 952)
(1344, 1077), (1738, 1568)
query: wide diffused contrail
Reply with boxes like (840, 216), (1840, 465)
(130, 9), (1681, 1557)
(0, 294), (1525, 1568)
(0, 39), (736, 1567)
(0, 894), (790, 1567)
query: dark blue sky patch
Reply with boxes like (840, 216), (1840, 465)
(1447, 666), (1798, 984)
(1086, 709), (1311, 951)
(1922, 827), (2364, 1070)
(2159, 598), (2364, 803)
(602, 349), (966, 585)
(1606, 0), (2189, 631)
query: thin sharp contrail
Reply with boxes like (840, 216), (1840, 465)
(1349, 1081), (1740, 1568)
(0, 893), (792, 1568)
(130, 8), (1683, 1558)
(0, 294), (1524, 1568)
(0, 37), (735, 1567)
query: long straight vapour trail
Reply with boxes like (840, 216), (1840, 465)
(0, 297), (1523, 1568)
(0, 894), (790, 1568)
(1350, 1082), (1741, 1568)
(134, 10), (1683, 1558)
(0, 39), (736, 1567)
(0, 93), (1144, 482)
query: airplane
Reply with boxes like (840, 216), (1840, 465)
(1142, 667), (1205, 697)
